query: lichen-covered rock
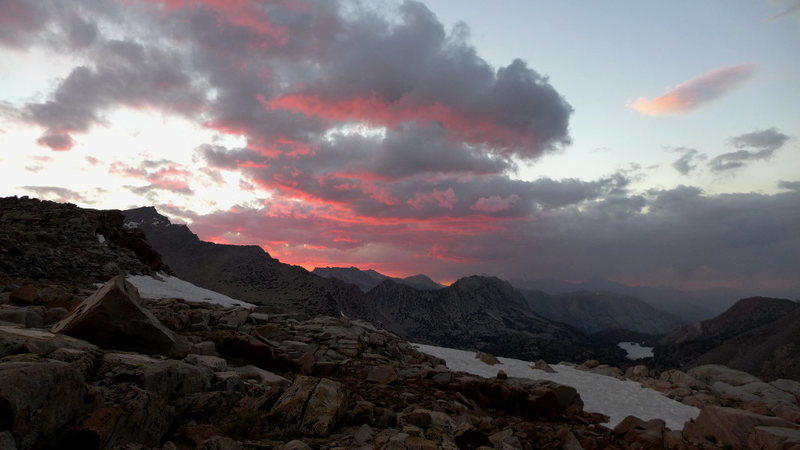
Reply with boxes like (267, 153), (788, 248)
(267, 375), (348, 436)
(0, 361), (95, 450)
(367, 365), (398, 384)
(52, 276), (190, 358)
(98, 353), (212, 400)
(64, 387), (171, 448)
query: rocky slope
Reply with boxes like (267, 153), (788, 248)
(124, 207), (378, 320)
(656, 297), (800, 380)
(4, 275), (800, 449)
(522, 290), (685, 335)
(367, 277), (625, 364)
(313, 266), (444, 292)
(0, 276), (623, 449)
(0, 196), (170, 286)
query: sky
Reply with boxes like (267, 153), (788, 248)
(0, 0), (798, 290)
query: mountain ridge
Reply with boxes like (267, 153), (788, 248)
(521, 289), (686, 335)
(312, 266), (444, 292)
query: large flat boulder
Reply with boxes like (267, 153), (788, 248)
(0, 325), (97, 358)
(99, 352), (212, 400)
(688, 364), (762, 387)
(52, 276), (189, 358)
(683, 405), (795, 448)
(0, 361), (95, 450)
(266, 375), (348, 436)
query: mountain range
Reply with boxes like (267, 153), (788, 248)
(123, 205), (621, 363)
(312, 266), (444, 292)
(521, 290), (685, 335)
(512, 277), (799, 323)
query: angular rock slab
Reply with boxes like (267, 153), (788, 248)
(52, 276), (189, 358)
(267, 375), (348, 436)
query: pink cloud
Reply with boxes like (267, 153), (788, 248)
(630, 64), (756, 116)
(470, 194), (520, 213)
(407, 188), (457, 210)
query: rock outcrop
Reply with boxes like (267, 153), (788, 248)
(0, 196), (170, 284)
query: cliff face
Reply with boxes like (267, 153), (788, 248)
(0, 196), (170, 285)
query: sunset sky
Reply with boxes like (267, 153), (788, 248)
(1, 0), (798, 289)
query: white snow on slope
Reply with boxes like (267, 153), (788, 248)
(414, 343), (698, 430)
(127, 274), (254, 308)
(619, 342), (654, 360)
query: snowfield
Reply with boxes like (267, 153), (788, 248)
(414, 343), (698, 430)
(127, 274), (254, 309)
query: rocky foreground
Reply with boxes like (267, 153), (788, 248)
(2, 276), (800, 449)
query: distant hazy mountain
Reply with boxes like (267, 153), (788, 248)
(656, 297), (798, 368)
(312, 266), (444, 292)
(366, 276), (625, 363)
(512, 278), (799, 323)
(521, 290), (685, 335)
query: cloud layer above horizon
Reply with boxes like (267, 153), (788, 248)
(1, 0), (799, 290)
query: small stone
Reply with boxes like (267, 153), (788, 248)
(532, 359), (556, 373)
(9, 286), (40, 306)
(367, 365), (398, 384)
(282, 440), (312, 450)
(186, 354), (228, 372)
(497, 370), (508, 380)
(583, 359), (600, 369)
(476, 351), (501, 365)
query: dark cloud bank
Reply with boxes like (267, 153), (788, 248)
(3, 0), (799, 289)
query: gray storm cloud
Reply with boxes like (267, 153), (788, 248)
(709, 128), (790, 173)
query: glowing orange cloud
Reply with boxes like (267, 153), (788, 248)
(630, 64), (756, 116)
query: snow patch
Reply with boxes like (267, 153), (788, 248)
(127, 274), (254, 309)
(413, 343), (698, 430)
(619, 342), (654, 360)
(96, 233), (106, 244)
(123, 221), (139, 229)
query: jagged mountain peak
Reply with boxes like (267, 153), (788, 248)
(312, 266), (443, 292)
